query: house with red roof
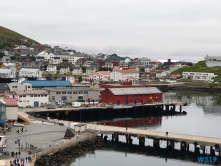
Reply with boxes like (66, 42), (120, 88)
(110, 69), (139, 81)
(89, 71), (111, 81)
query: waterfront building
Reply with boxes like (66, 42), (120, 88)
(14, 90), (49, 107)
(22, 80), (72, 88)
(45, 86), (103, 102)
(100, 82), (162, 104)
(182, 72), (217, 82)
(3, 98), (18, 122)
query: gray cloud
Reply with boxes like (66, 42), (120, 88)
(1, 0), (221, 62)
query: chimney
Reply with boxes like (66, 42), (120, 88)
(168, 59), (171, 62)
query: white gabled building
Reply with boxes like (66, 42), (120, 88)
(0, 68), (16, 78)
(46, 65), (57, 74)
(89, 71), (111, 81)
(14, 90), (49, 108)
(182, 72), (217, 82)
(110, 69), (139, 81)
(19, 68), (42, 78)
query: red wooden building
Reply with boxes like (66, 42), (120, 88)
(100, 82), (163, 104)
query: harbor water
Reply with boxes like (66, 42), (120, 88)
(64, 91), (221, 166)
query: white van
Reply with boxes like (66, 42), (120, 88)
(72, 102), (81, 107)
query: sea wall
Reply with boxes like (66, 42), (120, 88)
(34, 134), (104, 166)
(162, 85), (221, 93)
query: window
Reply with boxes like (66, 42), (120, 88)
(38, 95), (40, 97)
(62, 92), (66, 94)
(15, 86), (17, 88)
(23, 95), (26, 97)
(28, 86), (30, 88)
(61, 96), (67, 101)
(78, 95), (83, 100)
(45, 95), (47, 97)
(56, 92), (59, 94)
(106, 96), (108, 99)
(34, 95), (37, 97)
(79, 91), (83, 94)
(30, 95), (33, 97)
(52, 96), (55, 100)
(84, 91), (88, 94)
(133, 95), (136, 98)
(69, 92), (72, 94)
(41, 95), (44, 97)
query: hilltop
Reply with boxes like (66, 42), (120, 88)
(171, 61), (221, 82)
(0, 26), (40, 50)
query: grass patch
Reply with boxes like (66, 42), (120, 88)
(171, 61), (221, 82)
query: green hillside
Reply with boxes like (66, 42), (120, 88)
(0, 26), (40, 50)
(171, 61), (221, 82)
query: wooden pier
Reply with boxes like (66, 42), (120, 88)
(87, 123), (221, 156)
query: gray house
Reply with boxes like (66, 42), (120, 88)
(86, 66), (96, 75)
(45, 86), (103, 102)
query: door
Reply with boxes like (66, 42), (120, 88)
(116, 100), (120, 105)
(34, 101), (39, 107)
(134, 100), (136, 104)
(125, 100), (128, 105)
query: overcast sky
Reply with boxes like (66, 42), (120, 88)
(1, 0), (221, 62)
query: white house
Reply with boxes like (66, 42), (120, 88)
(36, 51), (55, 61)
(72, 67), (82, 75)
(205, 55), (221, 67)
(0, 68), (16, 78)
(59, 67), (70, 74)
(89, 71), (111, 81)
(182, 72), (217, 82)
(169, 64), (180, 73)
(3, 98), (18, 122)
(14, 90), (49, 107)
(110, 69), (139, 81)
(46, 65), (57, 74)
(156, 71), (168, 78)
(138, 57), (151, 66)
(19, 68), (42, 78)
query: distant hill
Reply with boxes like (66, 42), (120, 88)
(0, 26), (40, 50)
(171, 61), (221, 82)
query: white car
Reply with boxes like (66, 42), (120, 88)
(13, 122), (25, 127)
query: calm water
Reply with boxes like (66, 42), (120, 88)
(65, 91), (221, 166)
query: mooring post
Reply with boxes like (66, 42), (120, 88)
(179, 105), (182, 113)
(139, 137), (145, 147)
(153, 139), (159, 148)
(186, 144), (189, 152)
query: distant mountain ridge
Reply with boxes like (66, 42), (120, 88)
(0, 26), (40, 50)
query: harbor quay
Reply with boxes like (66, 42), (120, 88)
(27, 102), (187, 122)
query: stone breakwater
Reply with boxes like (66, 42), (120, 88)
(35, 136), (104, 166)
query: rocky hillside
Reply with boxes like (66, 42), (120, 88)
(0, 26), (40, 50)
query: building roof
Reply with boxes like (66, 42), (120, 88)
(108, 87), (162, 95)
(3, 98), (18, 107)
(44, 86), (101, 92)
(114, 69), (138, 73)
(20, 68), (39, 72)
(64, 128), (75, 138)
(23, 80), (72, 88)
(14, 90), (48, 95)
(97, 71), (111, 75)
(0, 69), (12, 74)
(0, 83), (9, 90)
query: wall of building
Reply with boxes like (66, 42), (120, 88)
(17, 95), (49, 107)
(101, 89), (163, 104)
(6, 107), (18, 121)
(49, 90), (100, 102)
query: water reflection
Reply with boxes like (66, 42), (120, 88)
(164, 91), (221, 114)
(97, 117), (162, 128)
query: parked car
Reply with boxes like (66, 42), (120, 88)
(13, 122), (25, 127)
